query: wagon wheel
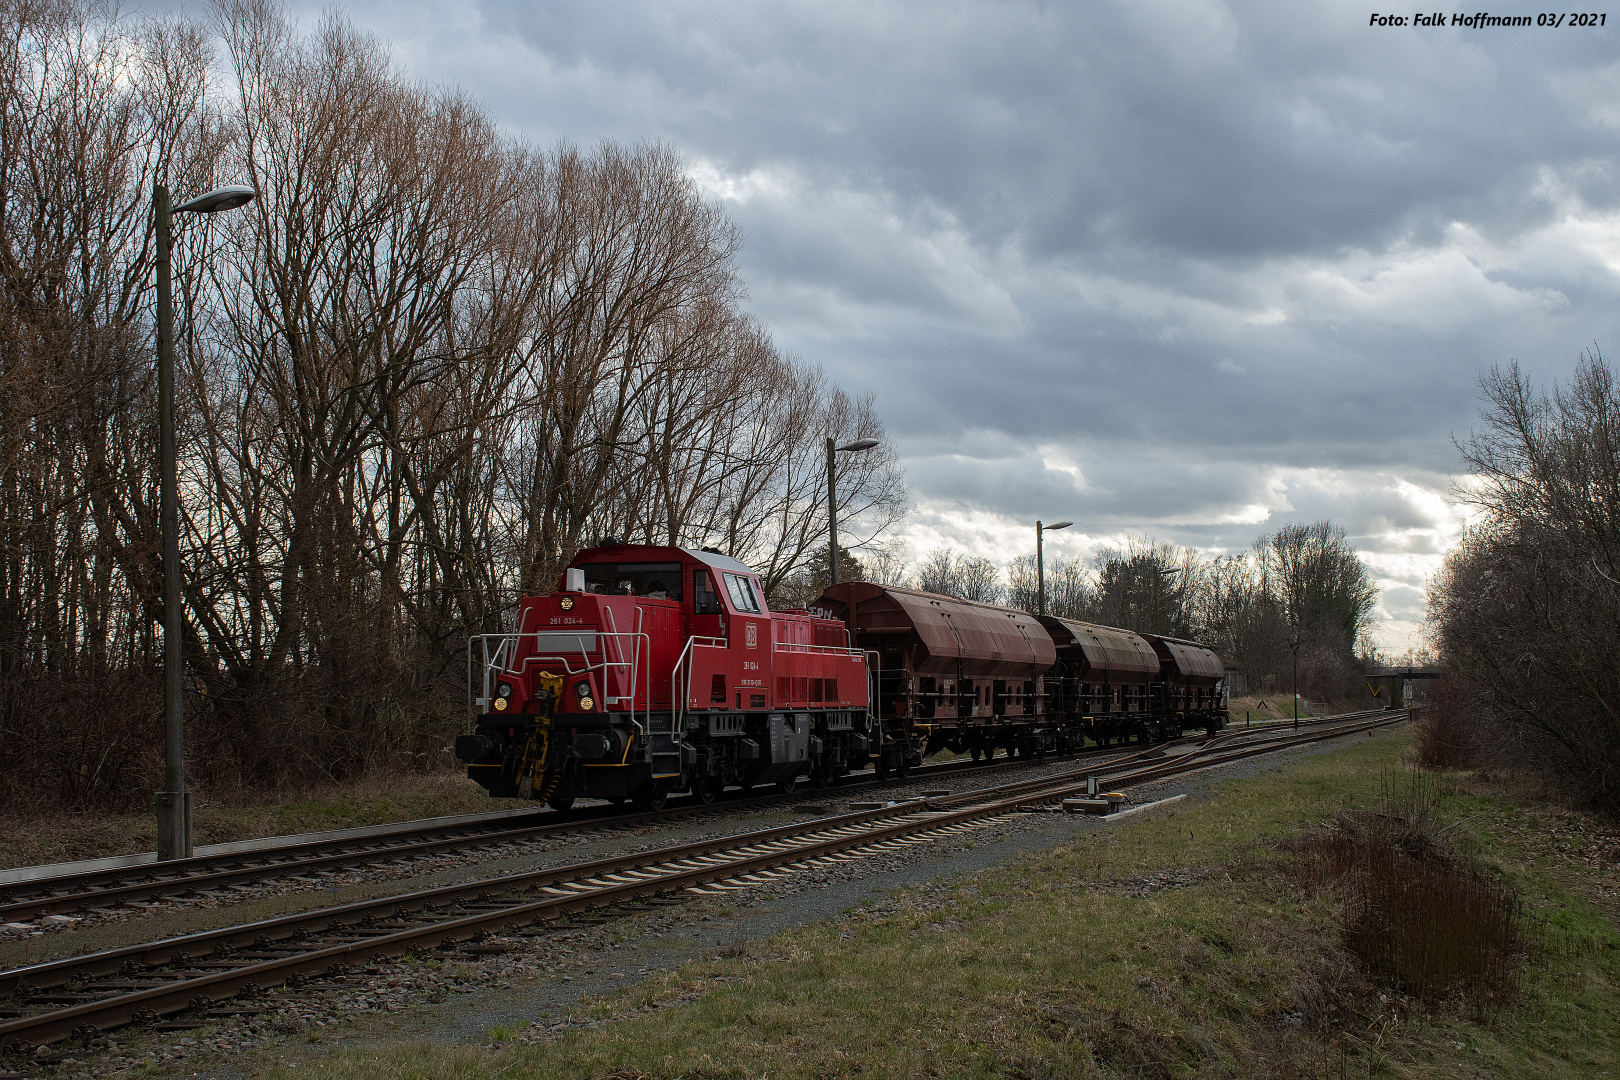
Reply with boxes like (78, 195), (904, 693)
(778, 773), (801, 796)
(693, 779), (719, 805)
(547, 794), (575, 814)
(635, 787), (668, 813)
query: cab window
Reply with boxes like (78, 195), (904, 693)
(723, 572), (762, 613)
(581, 562), (683, 599)
(692, 570), (722, 614)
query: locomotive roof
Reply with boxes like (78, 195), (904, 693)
(570, 543), (758, 577)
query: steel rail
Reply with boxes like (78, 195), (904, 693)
(0, 711), (1389, 924)
(0, 709), (1409, 1055)
(0, 733), (1197, 920)
(1, 718), (1352, 991)
(0, 710), (1391, 923)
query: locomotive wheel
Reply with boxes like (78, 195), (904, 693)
(970, 746), (982, 762)
(547, 795), (575, 813)
(607, 796), (628, 806)
(635, 787), (668, 812)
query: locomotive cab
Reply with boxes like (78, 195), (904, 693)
(457, 543), (873, 811)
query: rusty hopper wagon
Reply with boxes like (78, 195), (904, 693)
(816, 582), (1058, 773)
(1036, 616), (1162, 746)
(1141, 634), (1227, 738)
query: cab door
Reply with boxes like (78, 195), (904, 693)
(687, 568), (729, 709)
(691, 568), (726, 643)
(721, 571), (770, 710)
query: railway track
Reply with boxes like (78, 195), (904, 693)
(0, 708), (1408, 1062)
(0, 722), (1286, 923)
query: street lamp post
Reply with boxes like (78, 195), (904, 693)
(1035, 520), (1072, 616)
(1289, 633), (1301, 732)
(825, 437), (879, 587)
(154, 182), (256, 862)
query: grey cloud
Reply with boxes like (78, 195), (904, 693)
(275, 0), (1618, 648)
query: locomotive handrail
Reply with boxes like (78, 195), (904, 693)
(771, 640), (868, 658)
(602, 604), (650, 738)
(466, 630), (651, 740)
(670, 634), (728, 737)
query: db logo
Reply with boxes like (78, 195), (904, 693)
(745, 623), (758, 649)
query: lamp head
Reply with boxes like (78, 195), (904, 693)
(174, 185), (256, 214)
(1047, 521), (1073, 531)
(835, 438), (880, 453)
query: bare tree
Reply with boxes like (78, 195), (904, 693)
(1006, 552), (1091, 617)
(915, 547), (1002, 603)
(1090, 537), (1197, 636)
(0, 0), (912, 810)
(1431, 349), (1620, 813)
(1256, 521), (1378, 654)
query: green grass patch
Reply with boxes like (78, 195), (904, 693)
(243, 731), (1619, 1079)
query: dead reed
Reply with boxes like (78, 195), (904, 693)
(1298, 768), (1526, 1007)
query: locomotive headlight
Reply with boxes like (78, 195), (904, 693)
(497, 682), (513, 699)
(559, 596), (574, 611)
(578, 697), (594, 711)
(574, 681), (591, 698)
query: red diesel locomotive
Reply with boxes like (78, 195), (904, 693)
(454, 544), (876, 810)
(455, 542), (1227, 808)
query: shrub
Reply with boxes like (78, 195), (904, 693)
(1412, 673), (1481, 770)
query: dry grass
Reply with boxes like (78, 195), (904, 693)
(0, 770), (525, 870)
(1412, 674), (1481, 770)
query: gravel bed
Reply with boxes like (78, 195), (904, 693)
(10, 727), (1393, 1079)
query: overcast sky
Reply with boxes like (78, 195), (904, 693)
(278, 0), (1620, 653)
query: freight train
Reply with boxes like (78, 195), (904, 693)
(454, 541), (1227, 809)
